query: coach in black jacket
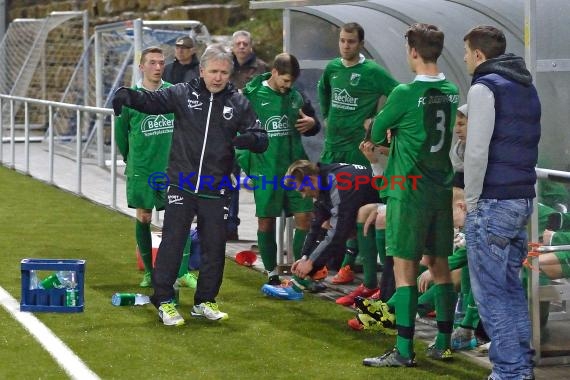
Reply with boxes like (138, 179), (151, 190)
(113, 44), (268, 325)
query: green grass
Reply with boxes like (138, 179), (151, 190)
(0, 166), (489, 379)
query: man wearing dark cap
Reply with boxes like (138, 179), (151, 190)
(163, 36), (200, 84)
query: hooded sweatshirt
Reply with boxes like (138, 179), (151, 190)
(464, 54), (541, 211)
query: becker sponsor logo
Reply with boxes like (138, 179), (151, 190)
(141, 115), (174, 136)
(332, 88), (358, 110)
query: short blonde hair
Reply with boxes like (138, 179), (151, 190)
(285, 160), (319, 187)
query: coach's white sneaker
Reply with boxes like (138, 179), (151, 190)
(191, 302), (228, 321)
(158, 302), (185, 326)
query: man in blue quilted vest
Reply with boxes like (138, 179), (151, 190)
(463, 25), (541, 380)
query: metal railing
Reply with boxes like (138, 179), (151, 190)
(530, 168), (570, 365)
(0, 93), (118, 209)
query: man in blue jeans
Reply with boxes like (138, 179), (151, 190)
(463, 25), (541, 379)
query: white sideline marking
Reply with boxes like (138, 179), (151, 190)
(0, 287), (100, 380)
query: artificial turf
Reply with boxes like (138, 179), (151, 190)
(0, 166), (489, 379)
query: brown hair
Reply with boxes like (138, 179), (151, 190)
(341, 22), (365, 42)
(463, 25), (506, 59)
(405, 23), (444, 63)
(140, 46), (163, 65)
(272, 53), (300, 80)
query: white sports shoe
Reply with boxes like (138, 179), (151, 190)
(158, 302), (185, 326)
(191, 302), (228, 321)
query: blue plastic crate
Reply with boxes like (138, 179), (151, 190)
(20, 259), (85, 313)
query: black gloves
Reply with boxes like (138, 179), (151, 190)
(112, 87), (132, 116)
(232, 133), (257, 150)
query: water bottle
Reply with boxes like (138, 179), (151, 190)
(453, 295), (465, 328)
(29, 270), (40, 289)
(65, 272), (78, 307)
(39, 271), (76, 289)
(111, 293), (150, 306)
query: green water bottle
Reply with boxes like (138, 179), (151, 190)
(66, 288), (78, 307)
(111, 293), (150, 306)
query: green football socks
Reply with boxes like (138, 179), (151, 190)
(136, 220), (153, 272)
(293, 229), (308, 261)
(258, 230), (277, 272)
(433, 283), (456, 350)
(357, 223), (378, 289)
(394, 286), (418, 359)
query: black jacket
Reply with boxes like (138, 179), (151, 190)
(163, 55), (200, 84)
(117, 78), (268, 196)
(302, 163), (380, 272)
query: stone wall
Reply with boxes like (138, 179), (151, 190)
(7, 0), (252, 36)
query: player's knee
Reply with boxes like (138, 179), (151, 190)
(137, 212), (153, 224)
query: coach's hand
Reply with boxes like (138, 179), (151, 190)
(112, 87), (132, 116)
(232, 133), (257, 150)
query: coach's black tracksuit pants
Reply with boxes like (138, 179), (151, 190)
(151, 186), (228, 308)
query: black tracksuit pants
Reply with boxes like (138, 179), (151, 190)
(151, 186), (228, 308)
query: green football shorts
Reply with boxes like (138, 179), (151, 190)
(126, 176), (166, 211)
(253, 181), (313, 218)
(386, 196), (453, 261)
(320, 148), (370, 167)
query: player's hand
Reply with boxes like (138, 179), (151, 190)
(359, 140), (379, 164)
(542, 229), (554, 245)
(417, 270), (433, 293)
(112, 87), (132, 116)
(363, 208), (378, 236)
(291, 257), (314, 278)
(232, 133), (257, 149)
(295, 109), (316, 134)
(321, 219), (332, 230)
(454, 231), (466, 249)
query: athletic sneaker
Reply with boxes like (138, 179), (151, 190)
(267, 275), (282, 286)
(426, 344), (454, 361)
(140, 271), (152, 288)
(369, 289), (381, 300)
(475, 341), (491, 355)
(176, 272), (198, 288)
(261, 282), (304, 301)
(158, 302), (185, 326)
(290, 277), (327, 293)
(363, 348), (416, 367)
(354, 296), (395, 328)
(348, 314), (396, 335)
(331, 265), (354, 284)
(191, 302), (228, 321)
(451, 327), (477, 350)
(311, 266), (328, 281)
(335, 284), (379, 306)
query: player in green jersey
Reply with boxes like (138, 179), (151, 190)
(115, 46), (197, 289)
(362, 23), (459, 368)
(241, 53), (319, 286)
(318, 22), (399, 282)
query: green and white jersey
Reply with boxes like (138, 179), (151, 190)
(114, 81), (175, 178)
(318, 56), (398, 151)
(371, 74), (459, 201)
(242, 72), (308, 177)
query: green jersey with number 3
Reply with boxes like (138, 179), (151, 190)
(371, 75), (459, 201)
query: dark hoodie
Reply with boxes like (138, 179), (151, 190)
(472, 53), (541, 201)
(163, 55), (200, 84)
